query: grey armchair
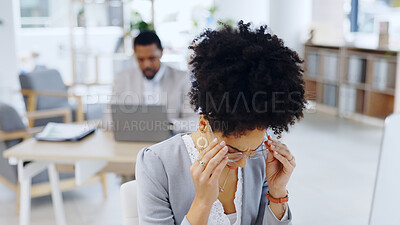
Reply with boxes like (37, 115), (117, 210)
(0, 102), (107, 212)
(19, 69), (105, 127)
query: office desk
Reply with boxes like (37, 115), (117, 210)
(3, 130), (155, 225)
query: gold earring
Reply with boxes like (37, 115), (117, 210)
(196, 129), (208, 153)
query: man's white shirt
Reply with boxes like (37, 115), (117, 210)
(141, 64), (166, 105)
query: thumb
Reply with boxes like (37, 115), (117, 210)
(265, 151), (274, 176)
(264, 140), (275, 164)
(266, 151), (275, 163)
(265, 141), (275, 163)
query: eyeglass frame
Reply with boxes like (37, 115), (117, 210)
(208, 122), (270, 162)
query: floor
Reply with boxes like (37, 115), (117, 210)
(0, 112), (384, 225)
(283, 112), (382, 225)
(0, 174), (123, 225)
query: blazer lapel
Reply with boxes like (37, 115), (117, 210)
(241, 160), (264, 225)
(242, 164), (251, 224)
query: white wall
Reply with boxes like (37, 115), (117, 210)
(311, 0), (346, 45)
(214, 0), (312, 55)
(269, 0), (312, 55)
(49, 0), (69, 27)
(214, 0), (270, 26)
(0, 0), (23, 110)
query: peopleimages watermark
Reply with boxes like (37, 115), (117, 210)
(78, 89), (314, 118)
(204, 91), (307, 114)
(79, 88), (313, 133)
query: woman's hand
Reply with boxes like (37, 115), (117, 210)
(186, 138), (229, 225)
(190, 138), (229, 205)
(265, 136), (296, 197)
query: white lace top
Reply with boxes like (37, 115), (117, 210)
(182, 134), (243, 225)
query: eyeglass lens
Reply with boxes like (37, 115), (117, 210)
(209, 123), (269, 162)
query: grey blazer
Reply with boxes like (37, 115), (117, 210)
(135, 134), (293, 225)
(103, 64), (198, 132)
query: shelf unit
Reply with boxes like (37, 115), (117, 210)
(304, 44), (400, 121)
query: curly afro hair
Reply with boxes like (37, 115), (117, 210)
(188, 21), (306, 137)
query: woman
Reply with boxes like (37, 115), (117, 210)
(136, 21), (306, 225)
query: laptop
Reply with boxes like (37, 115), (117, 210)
(111, 104), (172, 142)
(368, 114), (400, 225)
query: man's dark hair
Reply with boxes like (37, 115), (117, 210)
(188, 21), (306, 137)
(133, 31), (163, 49)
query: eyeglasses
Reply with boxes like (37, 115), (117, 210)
(209, 123), (269, 162)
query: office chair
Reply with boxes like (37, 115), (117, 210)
(368, 113), (400, 225)
(19, 69), (104, 127)
(120, 180), (139, 225)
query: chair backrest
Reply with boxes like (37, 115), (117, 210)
(0, 102), (26, 148)
(19, 69), (70, 110)
(369, 114), (400, 225)
(0, 102), (25, 184)
(120, 180), (139, 225)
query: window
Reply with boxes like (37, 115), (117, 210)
(348, 0), (400, 33)
(20, 0), (50, 27)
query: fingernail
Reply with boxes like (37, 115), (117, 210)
(271, 145), (276, 149)
(220, 141), (226, 146)
(274, 151), (279, 155)
(212, 138), (218, 143)
(222, 146), (228, 151)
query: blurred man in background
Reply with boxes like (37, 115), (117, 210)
(104, 31), (197, 132)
